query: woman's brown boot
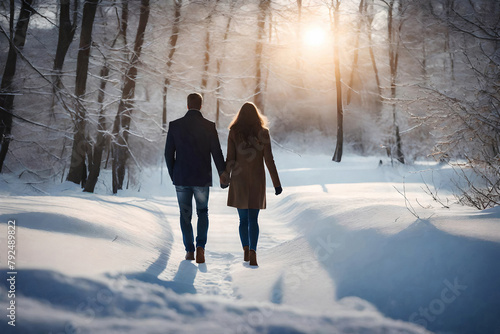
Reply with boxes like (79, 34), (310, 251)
(243, 246), (250, 262)
(249, 250), (258, 266)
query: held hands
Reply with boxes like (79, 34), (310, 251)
(275, 186), (283, 196)
(220, 172), (230, 189)
(220, 171), (281, 194)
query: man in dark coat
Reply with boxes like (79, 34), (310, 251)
(165, 93), (226, 263)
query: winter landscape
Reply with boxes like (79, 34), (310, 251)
(1, 153), (500, 333)
(0, 0), (499, 333)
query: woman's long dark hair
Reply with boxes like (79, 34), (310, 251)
(229, 102), (268, 143)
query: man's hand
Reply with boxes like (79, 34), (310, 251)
(220, 172), (230, 189)
(275, 186), (283, 195)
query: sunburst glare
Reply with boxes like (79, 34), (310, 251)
(303, 25), (328, 47)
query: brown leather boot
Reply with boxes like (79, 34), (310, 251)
(196, 246), (205, 264)
(243, 246), (250, 262)
(249, 250), (258, 266)
(185, 251), (195, 261)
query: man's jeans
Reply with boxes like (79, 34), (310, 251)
(175, 186), (210, 252)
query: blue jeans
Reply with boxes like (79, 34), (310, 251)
(175, 186), (209, 252)
(237, 209), (260, 251)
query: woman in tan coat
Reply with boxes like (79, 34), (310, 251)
(221, 102), (282, 266)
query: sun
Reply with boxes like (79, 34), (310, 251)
(303, 25), (327, 47)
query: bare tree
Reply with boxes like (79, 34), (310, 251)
(428, 0), (456, 80)
(9, 0), (14, 38)
(200, 0), (220, 94)
(382, 0), (405, 164)
(84, 2), (130, 193)
(215, 0), (237, 127)
(427, 0), (500, 208)
(111, 0), (151, 194)
(0, 0), (35, 173)
(49, 0), (78, 184)
(346, 0), (365, 105)
(66, 0), (99, 186)
(120, 0), (129, 47)
(52, 0), (78, 92)
(365, 0), (382, 100)
(346, 0), (383, 106)
(162, 0), (182, 130)
(84, 63), (110, 193)
(330, 0), (344, 162)
(254, 0), (271, 113)
(443, 0), (455, 80)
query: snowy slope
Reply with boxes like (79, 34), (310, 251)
(1, 151), (499, 334)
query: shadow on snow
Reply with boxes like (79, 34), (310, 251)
(299, 213), (500, 334)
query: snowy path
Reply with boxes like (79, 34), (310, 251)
(157, 190), (240, 298)
(153, 189), (337, 311)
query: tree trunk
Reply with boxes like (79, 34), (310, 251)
(0, 0), (34, 173)
(422, 33), (427, 80)
(111, 0), (150, 194)
(365, 0), (382, 101)
(66, 0), (99, 185)
(50, 0), (78, 121)
(53, 0), (78, 90)
(9, 0), (14, 38)
(332, 1), (344, 162)
(200, 19), (212, 94)
(254, 0), (270, 113)
(201, 1), (219, 94)
(162, 0), (182, 130)
(387, 0), (404, 164)
(120, 0), (129, 47)
(346, 0), (364, 105)
(85, 3), (128, 193)
(215, 1), (235, 127)
(444, 0), (455, 81)
(263, 10), (273, 106)
(84, 64), (110, 193)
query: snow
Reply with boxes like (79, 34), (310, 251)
(1, 151), (499, 333)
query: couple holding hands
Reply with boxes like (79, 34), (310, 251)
(165, 93), (282, 267)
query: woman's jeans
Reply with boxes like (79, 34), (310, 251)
(175, 186), (209, 252)
(237, 208), (260, 251)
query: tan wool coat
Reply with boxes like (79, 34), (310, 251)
(225, 128), (281, 209)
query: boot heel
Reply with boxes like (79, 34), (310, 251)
(249, 250), (258, 266)
(196, 246), (205, 263)
(243, 246), (250, 262)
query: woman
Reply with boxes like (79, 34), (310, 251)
(221, 102), (282, 266)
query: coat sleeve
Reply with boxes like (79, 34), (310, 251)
(225, 130), (237, 176)
(165, 123), (175, 182)
(210, 123), (226, 176)
(262, 129), (281, 187)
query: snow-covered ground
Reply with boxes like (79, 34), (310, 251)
(1, 151), (499, 334)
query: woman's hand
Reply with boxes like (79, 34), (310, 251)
(220, 172), (230, 189)
(275, 186), (283, 195)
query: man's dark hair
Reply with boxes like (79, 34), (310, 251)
(187, 93), (203, 110)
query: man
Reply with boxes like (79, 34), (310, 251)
(165, 93), (226, 263)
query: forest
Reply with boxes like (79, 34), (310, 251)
(0, 0), (498, 206)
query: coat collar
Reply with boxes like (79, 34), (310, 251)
(186, 109), (202, 118)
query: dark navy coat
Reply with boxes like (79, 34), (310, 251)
(165, 110), (225, 187)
